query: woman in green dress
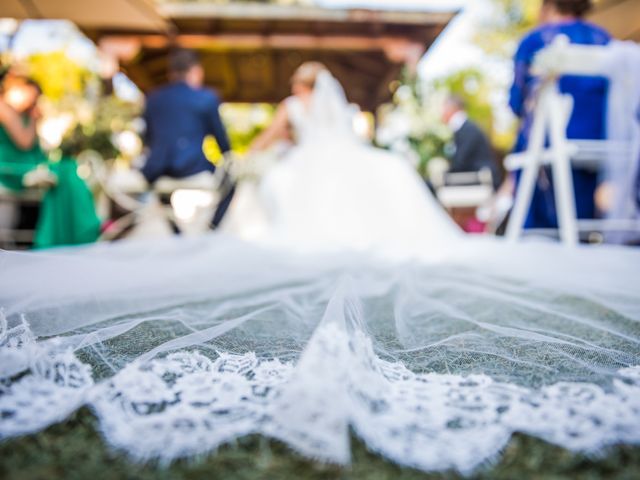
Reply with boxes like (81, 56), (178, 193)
(0, 77), (47, 191)
(0, 76), (100, 248)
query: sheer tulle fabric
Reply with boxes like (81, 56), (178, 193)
(1, 236), (639, 473)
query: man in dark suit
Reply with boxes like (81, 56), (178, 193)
(142, 49), (233, 228)
(441, 96), (501, 190)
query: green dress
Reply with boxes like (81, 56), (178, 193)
(0, 122), (44, 191)
(0, 124), (101, 248)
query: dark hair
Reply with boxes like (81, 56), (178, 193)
(24, 78), (42, 96)
(168, 49), (200, 76)
(7, 76), (42, 96)
(544, 0), (593, 17)
(0, 73), (41, 96)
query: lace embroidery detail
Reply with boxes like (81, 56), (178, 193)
(0, 312), (35, 378)
(1, 311), (639, 473)
(0, 313), (93, 436)
(91, 351), (293, 460)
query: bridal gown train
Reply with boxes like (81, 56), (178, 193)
(1, 72), (639, 474)
(220, 78), (460, 261)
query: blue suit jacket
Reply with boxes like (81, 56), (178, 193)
(142, 82), (231, 183)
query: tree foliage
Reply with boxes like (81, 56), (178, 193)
(433, 68), (494, 137)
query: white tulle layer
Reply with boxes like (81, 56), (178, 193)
(1, 303), (639, 474)
(1, 234), (640, 473)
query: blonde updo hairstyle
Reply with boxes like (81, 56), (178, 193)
(291, 61), (328, 89)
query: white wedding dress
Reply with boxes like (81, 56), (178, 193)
(1, 73), (640, 474)
(221, 72), (460, 261)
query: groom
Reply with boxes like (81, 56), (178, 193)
(141, 49), (234, 228)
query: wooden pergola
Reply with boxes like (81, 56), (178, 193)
(2, 1), (635, 108)
(1, 0), (167, 32)
(84, 2), (456, 111)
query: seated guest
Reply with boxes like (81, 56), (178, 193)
(0, 75), (100, 248)
(0, 76), (52, 238)
(441, 95), (501, 190)
(509, 0), (610, 229)
(142, 49), (233, 228)
(0, 76), (49, 192)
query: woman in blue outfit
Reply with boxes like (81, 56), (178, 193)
(509, 0), (611, 230)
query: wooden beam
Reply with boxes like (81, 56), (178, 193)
(157, 2), (457, 27)
(2, 0), (170, 31)
(102, 33), (426, 57)
(588, 0), (640, 40)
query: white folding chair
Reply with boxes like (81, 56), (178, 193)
(78, 151), (233, 240)
(434, 169), (495, 210)
(0, 186), (43, 248)
(505, 37), (640, 245)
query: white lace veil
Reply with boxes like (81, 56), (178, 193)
(1, 233), (640, 472)
(304, 70), (358, 141)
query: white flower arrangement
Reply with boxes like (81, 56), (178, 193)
(377, 83), (453, 179)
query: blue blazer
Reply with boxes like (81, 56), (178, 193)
(142, 82), (231, 183)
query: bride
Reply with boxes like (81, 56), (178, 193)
(1, 64), (639, 474)
(221, 62), (459, 261)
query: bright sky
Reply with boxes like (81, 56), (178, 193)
(9, 20), (96, 64)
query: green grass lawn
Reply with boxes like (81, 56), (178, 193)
(1, 408), (639, 480)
